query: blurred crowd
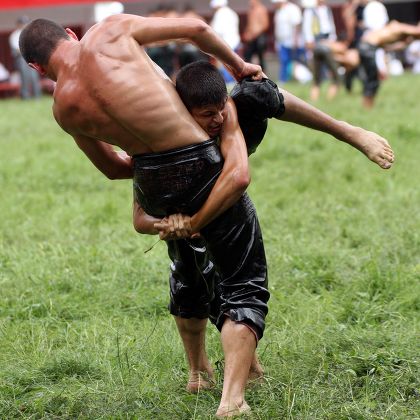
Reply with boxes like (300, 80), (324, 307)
(139, 0), (420, 107)
(1, 0), (420, 103)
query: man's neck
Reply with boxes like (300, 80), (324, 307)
(48, 40), (79, 82)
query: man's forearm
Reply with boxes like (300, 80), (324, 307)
(280, 89), (358, 146)
(190, 100), (250, 233)
(133, 201), (161, 235)
(279, 89), (394, 169)
(190, 23), (245, 78)
(74, 135), (134, 180)
(190, 163), (248, 233)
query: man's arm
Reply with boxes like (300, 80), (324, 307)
(73, 134), (133, 179)
(279, 90), (395, 169)
(154, 98), (250, 239)
(133, 199), (162, 235)
(190, 99), (250, 232)
(113, 14), (262, 81)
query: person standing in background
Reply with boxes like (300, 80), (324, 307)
(342, 0), (365, 92)
(243, 0), (270, 71)
(210, 0), (240, 83)
(9, 16), (41, 99)
(362, 0), (389, 80)
(302, 0), (336, 99)
(302, 0), (336, 48)
(272, 0), (305, 83)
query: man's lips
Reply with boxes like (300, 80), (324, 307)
(209, 125), (221, 135)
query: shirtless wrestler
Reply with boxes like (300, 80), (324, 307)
(134, 61), (395, 416)
(19, 14), (266, 418)
(359, 20), (420, 107)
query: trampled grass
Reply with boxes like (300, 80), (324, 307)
(0, 75), (419, 419)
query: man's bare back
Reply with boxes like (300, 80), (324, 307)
(243, 0), (269, 42)
(52, 15), (209, 155)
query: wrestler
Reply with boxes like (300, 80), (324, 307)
(359, 20), (420, 108)
(133, 62), (277, 399)
(20, 16), (394, 417)
(19, 15), (267, 418)
(134, 61), (395, 410)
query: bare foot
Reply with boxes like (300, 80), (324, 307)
(363, 95), (375, 109)
(247, 355), (264, 387)
(310, 86), (320, 101)
(349, 126), (395, 169)
(327, 84), (338, 100)
(216, 401), (251, 418)
(186, 369), (215, 393)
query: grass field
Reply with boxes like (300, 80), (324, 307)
(0, 75), (419, 419)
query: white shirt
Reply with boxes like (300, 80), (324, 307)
(406, 40), (420, 74)
(274, 3), (302, 48)
(363, 1), (389, 32)
(0, 62), (10, 81)
(302, 5), (336, 44)
(9, 28), (21, 56)
(211, 6), (240, 51)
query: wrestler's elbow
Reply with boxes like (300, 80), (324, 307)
(104, 167), (133, 180)
(133, 219), (152, 235)
(190, 19), (211, 40)
(105, 171), (119, 180)
(232, 166), (251, 194)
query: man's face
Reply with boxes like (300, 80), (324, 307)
(190, 99), (227, 138)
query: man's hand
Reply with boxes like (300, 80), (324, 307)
(232, 62), (264, 81)
(154, 213), (200, 240)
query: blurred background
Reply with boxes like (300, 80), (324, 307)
(1, 0), (420, 99)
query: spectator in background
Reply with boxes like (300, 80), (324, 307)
(342, 0), (365, 91)
(0, 62), (10, 82)
(272, 0), (305, 83)
(8, 16), (41, 99)
(243, 0), (270, 71)
(362, 0), (389, 79)
(342, 0), (365, 46)
(406, 39), (420, 74)
(302, 0), (336, 99)
(178, 4), (209, 68)
(302, 0), (336, 48)
(310, 42), (340, 100)
(210, 0), (240, 83)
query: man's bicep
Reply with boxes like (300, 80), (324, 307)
(129, 15), (205, 46)
(219, 99), (248, 164)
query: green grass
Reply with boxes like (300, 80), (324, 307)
(0, 74), (419, 419)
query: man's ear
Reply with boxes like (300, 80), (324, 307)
(29, 62), (46, 76)
(65, 27), (78, 40)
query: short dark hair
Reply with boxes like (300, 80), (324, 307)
(19, 18), (70, 65)
(176, 61), (227, 110)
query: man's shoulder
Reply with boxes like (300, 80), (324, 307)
(286, 3), (301, 15)
(82, 14), (134, 44)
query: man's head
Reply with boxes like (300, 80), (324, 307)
(210, 0), (228, 10)
(271, 0), (287, 8)
(19, 19), (71, 68)
(176, 61), (228, 138)
(16, 16), (29, 29)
